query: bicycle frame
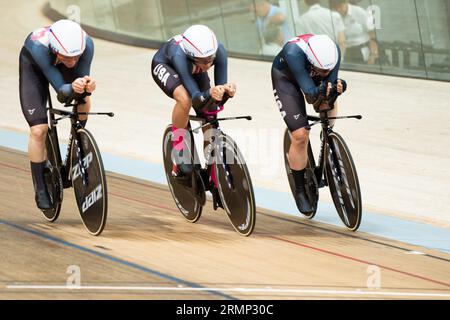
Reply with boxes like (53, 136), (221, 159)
(178, 113), (249, 218)
(189, 112), (251, 189)
(307, 111), (333, 186)
(47, 91), (63, 167)
(307, 110), (362, 186)
(47, 93), (87, 186)
(188, 115), (223, 191)
(47, 92), (114, 187)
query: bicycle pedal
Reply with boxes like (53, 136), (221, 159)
(319, 179), (327, 188)
(200, 169), (210, 191)
(192, 174), (206, 206)
(58, 167), (72, 189)
(211, 188), (223, 211)
(213, 198), (220, 211)
(62, 178), (72, 189)
(41, 200), (58, 213)
(171, 172), (191, 187)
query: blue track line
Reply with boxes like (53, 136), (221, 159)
(0, 219), (236, 300)
(1, 128), (450, 253)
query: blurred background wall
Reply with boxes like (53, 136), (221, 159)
(48, 0), (450, 81)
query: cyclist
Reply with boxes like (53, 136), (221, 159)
(151, 24), (236, 178)
(271, 34), (346, 214)
(19, 19), (96, 210)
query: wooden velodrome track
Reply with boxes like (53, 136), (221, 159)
(1, 0), (450, 301)
(1, 146), (449, 300)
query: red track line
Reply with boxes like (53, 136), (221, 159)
(269, 235), (450, 288)
(109, 191), (233, 229)
(110, 189), (450, 289)
(0, 161), (177, 213)
(109, 191), (231, 228)
(3, 160), (449, 288)
(109, 191), (178, 214)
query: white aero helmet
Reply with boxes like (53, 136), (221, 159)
(48, 19), (86, 57)
(181, 25), (218, 59)
(305, 35), (339, 71)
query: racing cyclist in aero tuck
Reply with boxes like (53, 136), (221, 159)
(19, 19), (96, 210)
(151, 24), (236, 178)
(271, 34), (347, 214)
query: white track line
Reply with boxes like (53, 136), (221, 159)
(6, 285), (450, 298)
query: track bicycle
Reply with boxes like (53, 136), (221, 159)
(43, 88), (113, 236)
(283, 86), (363, 231)
(162, 95), (256, 236)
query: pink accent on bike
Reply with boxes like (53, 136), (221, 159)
(172, 125), (185, 151)
(210, 162), (218, 188)
(204, 105), (224, 117)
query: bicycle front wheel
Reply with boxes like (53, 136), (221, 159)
(215, 133), (256, 236)
(325, 132), (362, 231)
(162, 125), (203, 223)
(71, 128), (108, 236)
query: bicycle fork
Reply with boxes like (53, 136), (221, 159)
(315, 119), (330, 187)
(322, 126), (356, 223)
(328, 141), (355, 211)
